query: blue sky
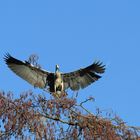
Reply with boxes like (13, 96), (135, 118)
(0, 0), (140, 127)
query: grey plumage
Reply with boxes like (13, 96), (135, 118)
(4, 54), (105, 93)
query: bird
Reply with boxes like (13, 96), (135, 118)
(4, 53), (105, 94)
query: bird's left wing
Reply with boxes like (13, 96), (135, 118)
(62, 61), (105, 91)
(4, 54), (54, 89)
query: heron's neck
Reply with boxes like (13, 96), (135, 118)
(55, 67), (60, 73)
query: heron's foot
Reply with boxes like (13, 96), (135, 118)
(52, 91), (68, 99)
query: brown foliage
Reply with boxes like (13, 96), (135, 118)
(0, 91), (140, 140)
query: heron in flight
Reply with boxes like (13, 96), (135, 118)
(4, 54), (105, 94)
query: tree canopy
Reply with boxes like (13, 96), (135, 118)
(1, 55), (140, 140)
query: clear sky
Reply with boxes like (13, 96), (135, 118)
(0, 0), (140, 127)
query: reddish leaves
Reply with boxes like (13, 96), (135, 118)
(0, 91), (140, 139)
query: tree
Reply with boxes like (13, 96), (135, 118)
(1, 55), (140, 140)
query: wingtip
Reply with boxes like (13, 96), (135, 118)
(93, 60), (106, 74)
(3, 53), (19, 65)
(3, 53), (11, 63)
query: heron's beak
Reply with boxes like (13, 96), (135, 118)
(55, 64), (59, 72)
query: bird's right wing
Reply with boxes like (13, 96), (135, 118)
(4, 54), (54, 89)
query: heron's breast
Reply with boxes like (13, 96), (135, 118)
(55, 78), (63, 87)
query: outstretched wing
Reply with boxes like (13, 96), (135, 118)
(62, 61), (105, 91)
(4, 54), (54, 90)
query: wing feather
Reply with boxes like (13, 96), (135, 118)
(4, 53), (54, 89)
(62, 61), (105, 91)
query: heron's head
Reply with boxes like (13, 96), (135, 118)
(55, 64), (60, 72)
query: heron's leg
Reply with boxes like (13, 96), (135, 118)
(53, 85), (60, 98)
(54, 85), (56, 93)
(61, 82), (64, 92)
